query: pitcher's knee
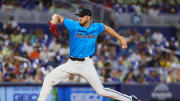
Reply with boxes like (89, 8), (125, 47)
(44, 74), (54, 85)
(96, 89), (106, 96)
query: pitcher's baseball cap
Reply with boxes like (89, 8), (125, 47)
(75, 8), (92, 17)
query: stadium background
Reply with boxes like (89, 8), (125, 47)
(0, 0), (180, 101)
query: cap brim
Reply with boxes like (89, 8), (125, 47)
(76, 13), (84, 16)
(75, 14), (84, 17)
(75, 14), (80, 16)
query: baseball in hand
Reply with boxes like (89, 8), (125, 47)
(122, 45), (124, 48)
(122, 44), (127, 49)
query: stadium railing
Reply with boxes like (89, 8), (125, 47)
(0, 8), (180, 27)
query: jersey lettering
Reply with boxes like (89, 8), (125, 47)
(75, 33), (96, 39)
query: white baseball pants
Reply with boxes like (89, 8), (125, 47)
(37, 57), (132, 101)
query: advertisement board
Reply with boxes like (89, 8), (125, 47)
(6, 86), (59, 101)
(1, 83), (180, 101)
(150, 83), (180, 101)
(0, 87), (5, 101)
(121, 83), (180, 101)
(63, 87), (114, 101)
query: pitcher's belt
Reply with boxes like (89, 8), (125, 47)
(69, 56), (92, 61)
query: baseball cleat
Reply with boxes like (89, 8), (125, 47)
(131, 95), (140, 101)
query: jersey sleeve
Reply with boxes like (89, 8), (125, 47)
(98, 23), (105, 33)
(63, 18), (77, 32)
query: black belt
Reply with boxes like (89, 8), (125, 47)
(69, 56), (92, 61)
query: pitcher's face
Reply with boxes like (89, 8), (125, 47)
(79, 16), (90, 26)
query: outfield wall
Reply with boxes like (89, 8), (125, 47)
(0, 83), (180, 101)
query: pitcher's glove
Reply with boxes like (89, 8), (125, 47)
(48, 21), (59, 37)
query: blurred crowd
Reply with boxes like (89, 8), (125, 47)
(0, 16), (180, 84)
(1, 0), (180, 15)
(0, 0), (49, 11)
(90, 0), (180, 15)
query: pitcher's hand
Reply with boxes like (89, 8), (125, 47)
(120, 37), (127, 49)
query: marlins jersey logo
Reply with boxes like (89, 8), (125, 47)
(75, 32), (96, 39)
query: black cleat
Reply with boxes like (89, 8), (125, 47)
(131, 95), (140, 101)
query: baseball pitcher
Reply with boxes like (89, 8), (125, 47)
(38, 8), (140, 101)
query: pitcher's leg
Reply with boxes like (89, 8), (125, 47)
(37, 65), (70, 101)
(80, 62), (132, 101)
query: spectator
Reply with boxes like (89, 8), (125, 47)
(1, 1), (15, 11)
(132, 3), (142, 15)
(29, 45), (40, 60)
(35, 29), (45, 44)
(22, 38), (33, 55)
(103, 0), (113, 8)
(144, 29), (152, 41)
(11, 28), (24, 44)
(128, 49), (141, 62)
(97, 42), (107, 56)
(100, 69), (111, 83)
(120, 54), (131, 68)
(104, 62), (112, 80)
(2, 44), (12, 58)
(59, 43), (69, 56)
(170, 55), (179, 68)
(159, 53), (171, 68)
(148, 6), (159, 17)
(34, 71), (43, 83)
(24, 73), (34, 83)
(123, 69), (136, 84)
(26, 31), (36, 45)
(139, 51), (150, 66)
(128, 49), (141, 69)
(166, 40), (176, 52)
(1, 63), (17, 82)
(49, 39), (61, 53)
(146, 70), (161, 83)
(13, 59), (21, 78)
(152, 29), (164, 45)
(0, 49), (2, 63)
(0, 30), (8, 42)
(49, 3), (60, 13)
(40, 46), (55, 60)
(117, 58), (127, 70)
(61, 29), (69, 42)
(3, 16), (18, 30)
(18, 28), (26, 43)
(107, 53), (118, 69)
(148, 55), (160, 67)
(110, 70), (120, 82)
(136, 66), (147, 84)
(147, 40), (156, 55)
(1, 64), (9, 81)
(10, 28), (18, 42)
(166, 70), (176, 83)
(4, 23), (14, 35)
(47, 56), (58, 68)
(97, 55), (106, 69)
(100, 62), (112, 83)
(22, 66), (34, 83)
(116, 69), (124, 82)
(176, 69), (180, 82)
